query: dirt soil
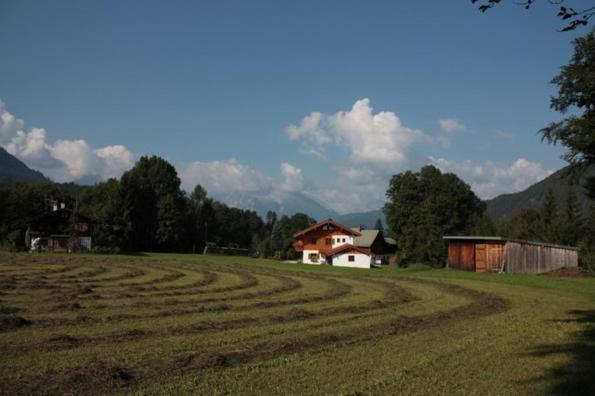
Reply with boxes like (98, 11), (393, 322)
(545, 268), (593, 278)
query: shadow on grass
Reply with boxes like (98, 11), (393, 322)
(528, 309), (595, 394)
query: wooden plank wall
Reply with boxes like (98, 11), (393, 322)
(504, 241), (578, 273)
(447, 242), (475, 271)
(486, 242), (504, 272)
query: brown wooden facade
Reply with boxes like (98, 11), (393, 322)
(444, 236), (578, 274)
(293, 219), (361, 255)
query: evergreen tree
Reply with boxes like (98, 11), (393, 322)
(541, 188), (563, 244)
(373, 218), (384, 235)
(543, 188), (558, 225)
(563, 189), (583, 246)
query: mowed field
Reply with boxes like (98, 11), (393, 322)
(0, 253), (594, 395)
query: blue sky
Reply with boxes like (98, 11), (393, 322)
(0, 1), (591, 213)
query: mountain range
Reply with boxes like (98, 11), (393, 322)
(0, 147), (48, 185)
(1, 148), (592, 226)
(485, 165), (594, 223)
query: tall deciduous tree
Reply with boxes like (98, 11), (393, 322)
(541, 30), (595, 196)
(384, 165), (486, 267)
(79, 178), (124, 250)
(120, 156), (184, 251)
(471, 1), (595, 31)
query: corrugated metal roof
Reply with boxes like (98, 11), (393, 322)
(442, 236), (578, 251)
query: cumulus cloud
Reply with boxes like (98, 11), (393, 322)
(312, 166), (386, 214)
(429, 157), (553, 199)
(280, 162), (304, 191)
(181, 159), (273, 193)
(438, 118), (466, 133)
(286, 98), (424, 168)
(0, 98), (135, 183)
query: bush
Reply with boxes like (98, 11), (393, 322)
(7, 230), (25, 252)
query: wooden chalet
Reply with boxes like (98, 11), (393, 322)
(443, 236), (578, 274)
(293, 218), (396, 268)
(26, 208), (98, 252)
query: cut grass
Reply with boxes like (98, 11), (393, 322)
(0, 252), (594, 395)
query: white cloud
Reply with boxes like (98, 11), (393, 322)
(313, 166), (386, 213)
(438, 118), (466, 133)
(0, 98), (24, 141)
(280, 162), (304, 191)
(286, 98), (424, 168)
(95, 145), (135, 179)
(181, 159), (273, 193)
(286, 112), (331, 145)
(429, 157), (553, 199)
(48, 139), (100, 180)
(0, 98), (135, 183)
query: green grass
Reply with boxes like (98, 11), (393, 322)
(0, 252), (594, 395)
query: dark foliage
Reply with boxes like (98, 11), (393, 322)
(471, 0), (595, 31)
(384, 165), (491, 267)
(541, 30), (595, 197)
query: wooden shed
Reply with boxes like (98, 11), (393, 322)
(443, 236), (578, 274)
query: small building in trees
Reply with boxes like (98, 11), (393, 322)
(26, 206), (98, 252)
(292, 218), (397, 268)
(443, 236), (578, 273)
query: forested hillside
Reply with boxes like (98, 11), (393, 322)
(486, 165), (594, 222)
(0, 147), (47, 185)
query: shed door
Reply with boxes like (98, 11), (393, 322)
(475, 244), (487, 273)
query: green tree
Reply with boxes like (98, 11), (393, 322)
(499, 208), (547, 241)
(540, 188), (564, 243)
(120, 156), (184, 251)
(373, 218), (384, 235)
(541, 30), (595, 197)
(543, 188), (558, 224)
(562, 188), (584, 245)
(384, 165), (486, 267)
(472, 1), (595, 31)
(78, 178), (125, 250)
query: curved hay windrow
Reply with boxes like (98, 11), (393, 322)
(0, 255), (510, 395)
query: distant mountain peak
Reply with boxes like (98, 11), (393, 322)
(213, 188), (339, 220)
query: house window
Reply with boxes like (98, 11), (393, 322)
(348, 255), (355, 262)
(342, 238), (346, 242)
(325, 238), (332, 245)
(308, 253), (319, 262)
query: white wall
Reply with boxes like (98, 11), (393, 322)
(302, 249), (323, 265)
(333, 252), (371, 268)
(331, 234), (353, 248)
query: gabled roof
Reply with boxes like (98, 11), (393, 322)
(293, 218), (361, 238)
(328, 244), (370, 257)
(353, 229), (379, 248)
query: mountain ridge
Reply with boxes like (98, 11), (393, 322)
(485, 164), (594, 222)
(0, 147), (48, 185)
